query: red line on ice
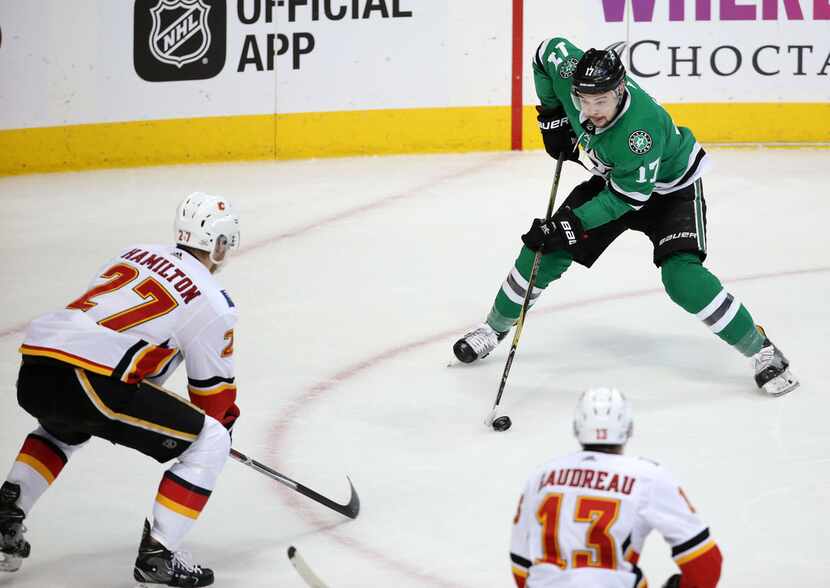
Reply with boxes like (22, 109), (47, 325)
(0, 154), (510, 340)
(266, 265), (828, 586)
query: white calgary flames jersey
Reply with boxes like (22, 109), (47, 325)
(20, 244), (238, 421)
(511, 450), (716, 588)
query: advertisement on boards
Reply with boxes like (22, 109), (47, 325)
(129, 0), (444, 113)
(525, 0), (830, 103)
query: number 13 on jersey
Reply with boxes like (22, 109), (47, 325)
(536, 493), (621, 570)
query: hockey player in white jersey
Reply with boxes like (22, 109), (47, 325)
(510, 388), (722, 588)
(0, 193), (240, 586)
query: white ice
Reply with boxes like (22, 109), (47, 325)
(0, 148), (828, 587)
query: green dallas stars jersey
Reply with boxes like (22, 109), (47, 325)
(533, 37), (709, 230)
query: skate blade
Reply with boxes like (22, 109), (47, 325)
(762, 371), (800, 397)
(0, 553), (23, 572)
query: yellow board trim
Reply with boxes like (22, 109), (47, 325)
(0, 114), (276, 176)
(16, 454), (56, 485)
(1, 103), (827, 176)
(155, 493), (200, 520)
(275, 106), (509, 160)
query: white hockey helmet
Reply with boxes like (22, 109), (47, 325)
(573, 387), (633, 446)
(174, 192), (240, 266)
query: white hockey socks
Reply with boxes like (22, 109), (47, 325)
(151, 416), (230, 551)
(5, 426), (85, 515)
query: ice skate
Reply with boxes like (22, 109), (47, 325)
(453, 323), (508, 364)
(0, 482), (30, 573)
(753, 327), (799, 397)
(133, 519), (214, 587)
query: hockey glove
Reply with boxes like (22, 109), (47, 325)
(521, 206), (586, 254)
(661, 574), (681, 588)
(537, 105), (579, 162)
(569, 174), (607, 204)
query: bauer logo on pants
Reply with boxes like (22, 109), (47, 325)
(134, 0), (226, 82)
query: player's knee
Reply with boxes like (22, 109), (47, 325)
(660, 252), (701, 307)
(179, 416), (230, 477)
(537, 250), (573, 286)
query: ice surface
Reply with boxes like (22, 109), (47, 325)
(0, 148), (828, 587)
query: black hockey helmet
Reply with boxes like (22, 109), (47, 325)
(572, 49), (626, 95)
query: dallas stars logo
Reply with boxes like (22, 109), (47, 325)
(628, 130), (653, 154)
(559, 58), (578, 79)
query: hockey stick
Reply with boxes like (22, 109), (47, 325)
(486, 152), (566, 431)
(229, 448), (360, 519)
(288, 546), (330, 588)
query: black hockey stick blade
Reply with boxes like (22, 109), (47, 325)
(230, 448), (360, 519)
(296, 475), (360, 519)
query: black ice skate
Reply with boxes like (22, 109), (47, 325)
(453, 323), (508, 363)
(752, 327), (799, 397)
(0, 481), (30, 573)
(133, 519), (214, 587)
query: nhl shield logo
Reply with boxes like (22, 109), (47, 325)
(150, 0), (212, 68)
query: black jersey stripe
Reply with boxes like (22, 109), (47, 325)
(188, 375), (235, 388)
(534, 40), (546, 70)
(111, 340), (149, 382)
(163, 471), (212, 497)
(671, 528), (710, 557)
(632, 563), (646, 588)
(702, 293), (734, 326)
(660, 147), (707, 193)
(510, 552), (532, 569)
(677, 146), (707, 187)
(151, 350), (180, 380)
(29, 433), (69, 464)
(622, 533), (632, 554)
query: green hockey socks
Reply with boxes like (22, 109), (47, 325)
(487, 247), (572, 333)
(661, 253), (764, 357)
(486, 250), (764, 358)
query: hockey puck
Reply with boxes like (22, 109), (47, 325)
(492, 415), (512, 431)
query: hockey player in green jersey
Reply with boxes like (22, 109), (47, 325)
(452, 38), (798, 397)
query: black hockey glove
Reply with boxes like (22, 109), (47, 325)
(569, 174), (607, 204)
(521, 206), (586, 254)
(537, 105), (579, 162)
(661, 574), (682, 588)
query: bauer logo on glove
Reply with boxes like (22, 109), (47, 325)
(536, 105), (579, 162)
(538, 116), (569, 131)
(521, 207), (586, 254)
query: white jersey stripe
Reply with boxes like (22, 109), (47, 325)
(610, 177), (650, 202)
(501, 282), (527, 306)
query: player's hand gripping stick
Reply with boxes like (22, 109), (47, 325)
(486, 152), (567, 432)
